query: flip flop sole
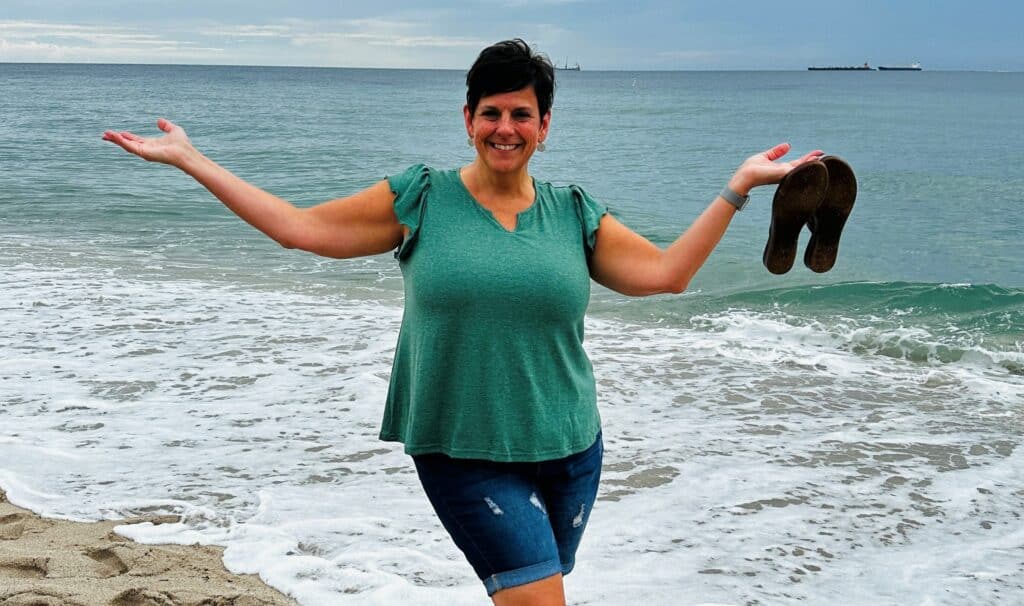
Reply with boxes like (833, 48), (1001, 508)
(763, 161), (828, 275)
(804, 156), (857, 273)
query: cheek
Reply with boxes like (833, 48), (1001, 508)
(472, 120), (494, 136)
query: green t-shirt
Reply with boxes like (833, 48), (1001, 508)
(380, 164), (608, 462)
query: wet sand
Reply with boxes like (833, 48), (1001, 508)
(0, 488), (297, 606)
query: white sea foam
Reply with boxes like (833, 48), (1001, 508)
(2, 261), (1022, 605)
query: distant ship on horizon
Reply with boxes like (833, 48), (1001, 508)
(808, 61), (924, 72)
(878, 62), (923, 71)
(808, 62), (874, 71)
(556, 60), (581, 71)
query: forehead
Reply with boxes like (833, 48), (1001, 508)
(476, 86), (539, 110)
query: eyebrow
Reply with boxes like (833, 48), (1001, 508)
(479, 104), (534, 113)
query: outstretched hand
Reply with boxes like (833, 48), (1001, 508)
(102, 118), (193, 167)
(731, 143), (825, 194)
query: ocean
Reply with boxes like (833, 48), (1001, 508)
(1, 63), (1022, 605)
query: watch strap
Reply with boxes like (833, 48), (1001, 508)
(719, 185), (750, 211)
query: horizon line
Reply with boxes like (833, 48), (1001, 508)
(1, 60), (1016, 73)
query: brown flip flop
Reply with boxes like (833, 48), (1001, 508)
(804, 156), (856, 273)
(763, 161), (828, 275)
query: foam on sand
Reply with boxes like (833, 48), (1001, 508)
(0, 487), (297, 605)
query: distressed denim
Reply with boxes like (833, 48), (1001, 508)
(413, 432), (603, 596)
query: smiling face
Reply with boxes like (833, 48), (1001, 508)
(464, 85), (551, 176)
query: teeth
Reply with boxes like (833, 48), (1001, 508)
(492, 143), (518, 151)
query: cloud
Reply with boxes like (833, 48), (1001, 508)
(0, 21), (223, 62)
(1, 21), (159, 44)
(267, 19), (487, 49)
(294, 32), (484, 49)
(197, 25), (292, 39)
(0, 18), (487, 66)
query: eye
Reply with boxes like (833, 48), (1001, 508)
(514, 110), (533, 120)
(480, 109), (500, 120)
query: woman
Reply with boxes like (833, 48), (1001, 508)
(104, 39), (823, 606)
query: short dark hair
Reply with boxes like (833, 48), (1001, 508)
(466, 39), (555, 118)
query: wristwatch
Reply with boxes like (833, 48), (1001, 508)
(719, 185), (750, 211)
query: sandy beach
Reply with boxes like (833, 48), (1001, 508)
(0, 488), (297, 606)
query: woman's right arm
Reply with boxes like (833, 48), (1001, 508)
(103, 118), (404, 259)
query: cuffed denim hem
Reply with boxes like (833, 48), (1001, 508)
(483, 558), (563, 597)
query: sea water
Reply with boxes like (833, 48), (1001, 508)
(1, 64), (1022, 605)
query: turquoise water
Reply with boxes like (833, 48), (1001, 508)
(4, 66), (1023, 299)
(1, 64), (1022, 605)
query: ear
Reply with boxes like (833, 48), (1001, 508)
(463, 104), (473, 138)
(539, 111), (552, 142)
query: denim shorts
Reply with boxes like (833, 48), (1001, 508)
(412, 432), (603, 596)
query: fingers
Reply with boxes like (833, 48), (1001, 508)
(102, 131), (139, 146)
(102, 131), (143, 156)
(764, 142), (791, 161)
(102, 130), (125, 145)
(157, 118), (175, 133)
(761, 144), (824, 167)
(123, 132), (146, 143)
(102, 130), (143, 144)
(796, 149), (826, 165)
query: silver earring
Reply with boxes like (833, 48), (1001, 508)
(467, 137), (473, 147)
(538, 141), (546, 152)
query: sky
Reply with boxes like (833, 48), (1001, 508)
(1, 1), (1021, 71)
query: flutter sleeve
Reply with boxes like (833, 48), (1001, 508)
(569, 185), (609, 256)
(387, 164), (431, 260)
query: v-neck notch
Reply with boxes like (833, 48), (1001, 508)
(453, 169), (538, 233)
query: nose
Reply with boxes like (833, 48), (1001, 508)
(495, 114), (515, 135)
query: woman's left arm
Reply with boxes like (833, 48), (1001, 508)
(589, 143), (823, 296)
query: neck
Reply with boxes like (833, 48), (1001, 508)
(462, 160), (532, 199)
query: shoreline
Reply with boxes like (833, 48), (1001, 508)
(0, 488), (297, 606)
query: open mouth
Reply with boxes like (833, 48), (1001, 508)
(488, 142), (521, 151)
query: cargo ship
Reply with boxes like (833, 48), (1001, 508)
(878, 63), (923, 71)
(808, 62), (874, 71)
